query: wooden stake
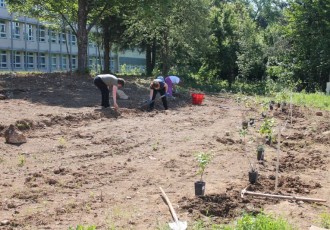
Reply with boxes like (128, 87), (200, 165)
(241, 189), (326, 203)
(275, 125), (281, 192)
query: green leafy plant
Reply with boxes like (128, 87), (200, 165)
(68, 225), (96, 230)
(235, 212), (295, 230)
(15, 120), (31, 130)
(259, 118), (275, 144)
(58, 136), (67, 148)
(319, 212), (330, 229)
(257, 144), (265, 153)
(18, 154), (26, 167)
(275, 90), (290, 104)
(152, 140), (159, 151)
(260, 102), (269, 117)
(195, 152), (212, 182)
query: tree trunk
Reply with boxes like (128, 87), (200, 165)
(151, 38), (156, 73)
(146, 45), (152, 76)
(162, 32), (170, 76)
(77, 0), (89, 74)
(103, 24), (111, 73)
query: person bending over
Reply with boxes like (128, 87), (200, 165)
(149, 79), (168, 111)
(94, 74), (125, 110)
(165, 75), (181, 96)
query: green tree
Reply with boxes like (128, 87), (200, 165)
(236, 7), (266, 82)
(202, 2), (244, 86)
(284, 0), (330, 92)
(124, 0), (210, 76)
(6, 0), (112, 74)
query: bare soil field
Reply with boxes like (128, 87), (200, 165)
(0, 73), (329, 230)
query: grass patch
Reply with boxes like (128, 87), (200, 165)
(189, 212), (295, 229)
(318, 212), (330, 229)
(291, 92), (330, 111)
(233, 212), (296, 230)
(68, 225), (96, 230)
(183, 75), (330, 111)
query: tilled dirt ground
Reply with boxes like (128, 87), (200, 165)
(0, 73), (329, 230)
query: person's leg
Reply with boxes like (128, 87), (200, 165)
(159, 88), (168, 110)
(101, 87), (110, 107)
(165, 77), (173, 96)
(94, 77), (110, 107)
(149, 90), (157, 110)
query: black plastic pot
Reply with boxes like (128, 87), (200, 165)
(281, 103), (287, 112)
(194, 181), (205, 196)
(242, 121), (248, 129)
(257, 149), (264, 161)
(249, 171), (258, 184)
(269, 101), (275, 110)
(269, 104), (274, 110)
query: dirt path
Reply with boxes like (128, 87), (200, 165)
(0, 74), (329, 229)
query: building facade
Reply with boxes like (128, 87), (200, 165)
(0, 0), (146, 73)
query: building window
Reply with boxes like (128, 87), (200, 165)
(50, 31), (56, 43)
(59, 32), (66, 44)
(0, 51), (7, 68)
(88, 41), (95, 47)
(89, 58), (94, 68)
(0, 21), (6, 38)
(27, 52), (34, 68)
(110, 57), (115, 71)
(72, 56), (76, 69)
(51, 55), (57, 69)
(14, 51), (21, 68)
(27, 24), (33, 41)
(71, 34), (76, 46)
(0, 0), (5, 7)
(62, 56), (67, 69)
(39, 53), (46, 68)
(39, 26), (46, 42)
(13, 22), (20, 39)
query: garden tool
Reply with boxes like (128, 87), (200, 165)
(138, 94), (166, 109)
(159, 187), (187, 230)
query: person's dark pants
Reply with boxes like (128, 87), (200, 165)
(150, 88), (168, 110)
(94, 77), (110, 108)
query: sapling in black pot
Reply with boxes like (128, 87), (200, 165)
(249, 166), (258, 184)
(240, 128), (259, 184)
(257, 144), (265, 161)
(195, 152), (212, 196)
(259, 118), (275, 146)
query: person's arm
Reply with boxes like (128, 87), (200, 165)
(112, 85), (119, 110)
(149, 89), (154, 100)
(164, 83), (168, 95)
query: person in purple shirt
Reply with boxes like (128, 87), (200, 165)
(165, 76), (181, 96)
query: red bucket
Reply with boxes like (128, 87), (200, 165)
(192, 93), (205, 105)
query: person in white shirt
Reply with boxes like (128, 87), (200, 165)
(93, 74), (125, 110)
(165, 76), (180, 96)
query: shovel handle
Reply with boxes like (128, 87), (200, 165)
(159, 187), (179, 223)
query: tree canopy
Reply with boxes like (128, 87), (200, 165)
(6, 0), (330, 92)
